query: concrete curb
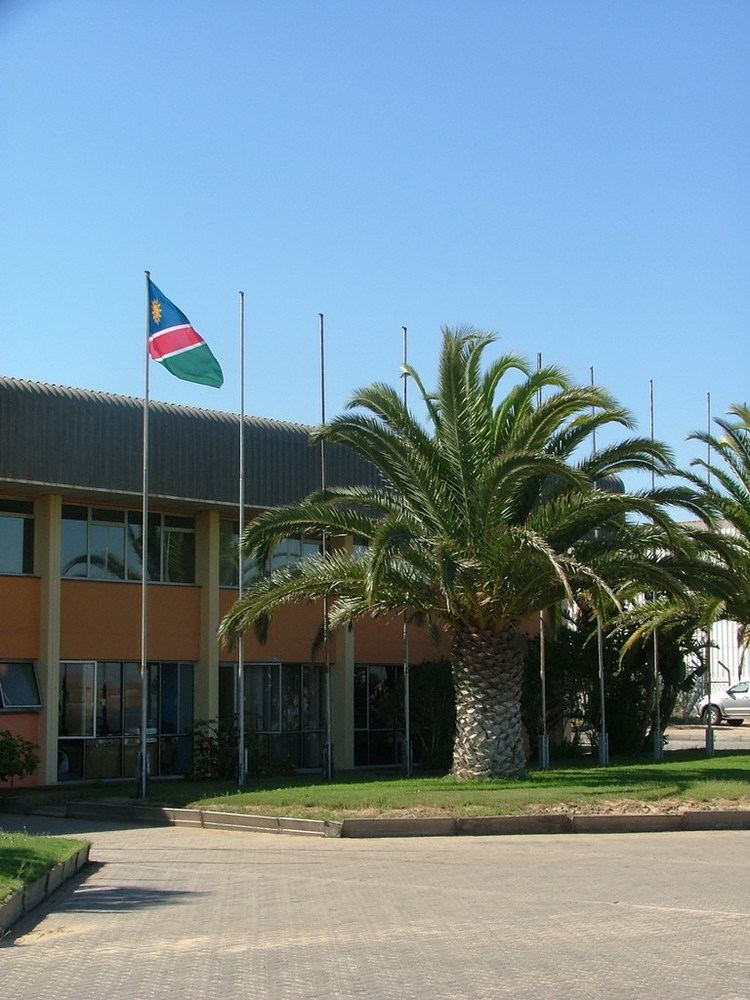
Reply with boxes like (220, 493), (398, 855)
(0, 843), (90, 937)
(4, 798), (750, 840)
(339, 810), (750, 838)
(28, 801), (344, 838)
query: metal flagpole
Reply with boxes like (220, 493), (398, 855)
(138, 271), (151, 799)
(237, 291), (246, 786)
(591, 365), (609, 765)
(705, 390), (715, 757)
(401, 326), (412, 777)
(650, 379), (663, 760)
(537, 352), (549, 769)
(320, 314), (333, 781)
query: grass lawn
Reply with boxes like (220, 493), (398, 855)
(119, 749), (750, 820)
(0, 831), (87, 903)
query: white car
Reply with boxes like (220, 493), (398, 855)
(697, 682), (750, 726)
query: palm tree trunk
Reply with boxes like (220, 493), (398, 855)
(451, 624), (527, 780)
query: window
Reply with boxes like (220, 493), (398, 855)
(219, 520), (321, 587)
(219, 661), (325, 769)
(0, 499), (34, 575)
(0, 662), (41, 709)
(58, 661), (193, 780)
(62, 506), (195, 583)
(354, 664), (404, 767)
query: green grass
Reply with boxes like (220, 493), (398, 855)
(0, 831), (87, 903)
(122, 750), (750, 821)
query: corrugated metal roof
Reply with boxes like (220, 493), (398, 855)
(0, 377), (379, 509)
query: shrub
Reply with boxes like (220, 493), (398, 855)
(0, 730), (39, 785)
(190, 719), (295, 781)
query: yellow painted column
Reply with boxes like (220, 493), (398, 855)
(35, 494), (62, 785)
(194, 510), (221, 722)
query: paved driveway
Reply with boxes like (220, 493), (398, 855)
(2, 814), (749, 1000)
(665, 723), (750, 752)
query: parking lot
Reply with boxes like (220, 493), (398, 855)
(2, 813), (749, 1000)
(664, 723), (750, 753)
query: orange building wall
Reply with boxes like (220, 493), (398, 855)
(0, 712), (40, 788)
(61, 580), (201, 661)
(354, 615), (449, 664)
(219, 591), (336, 663)
(0, 576), (40, 659)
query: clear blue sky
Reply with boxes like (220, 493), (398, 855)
(1, 0), (747, 475)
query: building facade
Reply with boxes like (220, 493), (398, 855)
(0, 378), (446, 786)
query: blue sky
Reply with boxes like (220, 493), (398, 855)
(1, 0), (748, 476)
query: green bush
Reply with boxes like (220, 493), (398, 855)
(191, 719), (238, 780)
(0, 730), (39, 785)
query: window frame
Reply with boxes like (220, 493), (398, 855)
(61, 505), (196, 585)
(0, 498), (35, 576)
(0, 661), (42, 711)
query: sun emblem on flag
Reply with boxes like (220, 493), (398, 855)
(151, 299), (162, 325)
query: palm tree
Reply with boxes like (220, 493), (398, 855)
(220, 330), (700, 779)
(620, 405), (750, 662)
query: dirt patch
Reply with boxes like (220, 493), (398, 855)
(525, 797), (750, 816)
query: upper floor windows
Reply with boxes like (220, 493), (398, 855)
(0, 499), (34, 575)
(61, 505), (195, 584)
(219, 520), (322, 587)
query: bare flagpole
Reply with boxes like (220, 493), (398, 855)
(705, 390), (715, 757)
(401, 326), (412, 777)
(138, 272), (151, 799)
(320, 314), (333, 781)
(537, 352), (549, 769)
(237, 291), (246, 786)
(650, 379), (663, 760)
(591, 365), (609, 765)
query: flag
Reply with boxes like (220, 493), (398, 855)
(147, 278), (224, 388)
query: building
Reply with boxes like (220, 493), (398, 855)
(0, 377), (446, 787)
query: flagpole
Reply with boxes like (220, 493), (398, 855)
(650, 379), (663, 761)
(705, 390), (715, 758)
(591, 365), (609, 766)
(138, 271), (151, 799)
(401, 326), (412, 777)
(537, 352), (549, 769)
(237, 291), (246, 785)
(320, 313), (333, 781)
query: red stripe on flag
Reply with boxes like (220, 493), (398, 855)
(149, 325), (204, 360)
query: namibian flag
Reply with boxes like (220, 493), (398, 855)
(147, 278), (224, 388)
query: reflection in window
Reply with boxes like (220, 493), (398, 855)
(219, 520), (321, 587)
(59, 662), (95, 737)
(58, 661), (193, 780)
(354, 664), (404, 767)
(0, 499), (34, 575)
(62, 505), (195, 583)
(220, 662), (325, 770)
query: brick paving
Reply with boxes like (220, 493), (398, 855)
(1, 814), (749, 1000)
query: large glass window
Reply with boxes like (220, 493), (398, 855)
(0, 662), (41, 709)
(354, 664), (404, 767)
(0, 499), (34, 575)
(89, 508), (126, 580)
(62, 506), (195, 583)
(220, 661), (325, 770)
(219, 520), (321, 587)
(58, 661), (193, 781)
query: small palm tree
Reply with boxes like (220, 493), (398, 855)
(220, 330), (700, 779)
